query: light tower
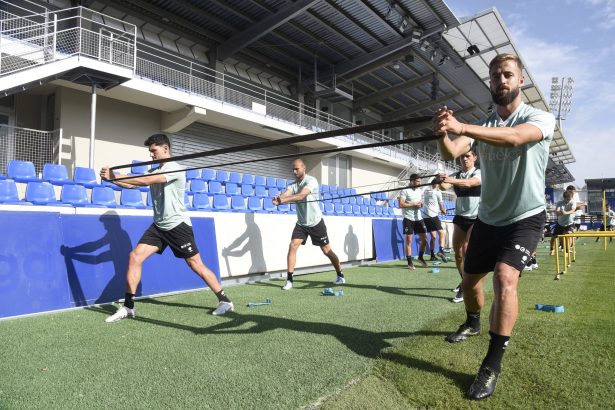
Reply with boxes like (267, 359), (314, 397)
(549, 77), (574, 129)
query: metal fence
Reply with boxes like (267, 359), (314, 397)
(0, 1), (136, 77)
(0, 125), (61, 176)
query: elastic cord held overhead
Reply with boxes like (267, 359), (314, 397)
(109, 115), (432, 171)
(108, 132), (442, 183)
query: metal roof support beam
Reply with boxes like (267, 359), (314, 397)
(216, 0), (320, 61)
(383, 91), (460, 121)
(332, 37), (418, 81)
(354, 73), (433, 110)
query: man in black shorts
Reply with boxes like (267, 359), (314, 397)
(435, 54), (556, 399)
(438, 149), (481, 303)
(273, 159), (344, 290)
(101, 134), (234, 322)
(398, 174), (428, 269)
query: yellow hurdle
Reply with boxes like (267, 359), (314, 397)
(553, 231), (615, 279)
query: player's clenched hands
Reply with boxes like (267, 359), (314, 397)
(433, 106), (465, 136)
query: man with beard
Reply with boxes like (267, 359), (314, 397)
(433, 54), (555, 400)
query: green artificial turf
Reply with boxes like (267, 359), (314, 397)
(1, 238), (613, 409)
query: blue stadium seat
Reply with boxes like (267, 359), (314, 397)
(268, 187), (279, 197)
(187, 179), (207, 194)
(247, 196), (262, 212)
(61, 184), (94, 207)
(225, 182), (240, 196)
(184, 192), (195, 211)
(7, 160), (42, 183)
(290, 203), (296, 213)
(343, 188), (351, 196)
(348, 197), (356, 205)
(201, 168), (215, 181)
(278, 202), (290, 213)
(356, 196), (363, 205)
(254, 175), (266, 186)
(25, 181), (62, 205)
(263, 197), (276, 213)
(102, 179), (123, 191)
(344, 203), (353, 215)
(229, 172), (242, 184)
(230, 195), (247, 212)
(368, 205), (376, 216)
(388, 207), (395, 217)
(324, 202), (335, 215)
(334, 203), (344, 215)
(241, 184), (254, 197)
(212, 194), (229, 211)
(352, 204), (361, 215)
(91, 187), (117, 208)
(120, 189), (146, 209)
(266, 176), (276, 187)
(242, 174), (255, 185)
(361, 205), (369, 215)
(208, 181), (223, 195)
(215, 170), (229, 183)
(276, 178), (287, 189)
(130, 160), (148, 175)
(186, 168), (201, 180)
(376, 205), (384, 216)
(287, 179), (294, 186)
(254, 185), (267, 197)
(73, 167), (100, 188)
(323, 192), (332, 202)
(321, 184), (330, 193)
(43, 163), (74, 186)
(0, 179), (30, 205)
(341, 196), (349, 204)
(193, 193), (211, 210)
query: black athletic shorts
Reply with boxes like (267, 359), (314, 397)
(453, 215), (476, 233)
(403, 218), (427, 235)
(464, 211), (546, 274)
(139, 222), (200, 259)
(292, 219), (330, 246)
(423, 216), (443, 232)
(553, 223), (575, 236)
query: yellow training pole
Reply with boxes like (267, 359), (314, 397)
(555, 237), (561, 280)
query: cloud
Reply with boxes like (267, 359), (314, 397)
(584, 0), (615, 29)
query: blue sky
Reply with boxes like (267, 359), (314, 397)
(445, 0), (615, 187)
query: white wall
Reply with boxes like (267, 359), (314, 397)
(351, 156), (400, 191)
(200, 211), (373, 278)
(57, 87), (160, 175)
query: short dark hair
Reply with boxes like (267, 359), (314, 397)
(563, 190), (572, 201)
(409, 173), (419, 180)
(565, 185), (575, 191)
(144, 133), (170, 148)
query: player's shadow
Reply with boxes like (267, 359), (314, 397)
(251, 279), (452, 299)
(87, 305), (469, 389)
(221, 212), (266, 275)
(60, 211), (135, 306)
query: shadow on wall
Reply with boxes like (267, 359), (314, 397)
(221, 212), (266, 275)
(343, 224), (359, 261)
(60, 211), (137, 306)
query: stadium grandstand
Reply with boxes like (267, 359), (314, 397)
(0, 0), (580, 315)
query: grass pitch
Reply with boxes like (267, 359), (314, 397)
(1, 238), (614, 409)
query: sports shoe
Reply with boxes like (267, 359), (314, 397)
(282, 280), (293, 290)
(452, 289), (464, 303)
(430, 255), (438, 261)
(523, 265), (533, 272)
(212, 301), (234, 316)
(531, 263), (539, 270)
(334, 276), (346, 285)
(467, 365), (499, 400)
(452, 282), (461, 293)
(437, 250), (449, 263)
(105, 306), (135, 323)
(445, 323), (480, 343)
(407, 263), (415, 271)
(417, 257), (428, 268)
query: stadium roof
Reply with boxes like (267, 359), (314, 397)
(443, 7), (575, 166)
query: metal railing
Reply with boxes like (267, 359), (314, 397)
(0, 124), (62, 175)
(0, 1), (453, 171)
(0, 2), (136, 77)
